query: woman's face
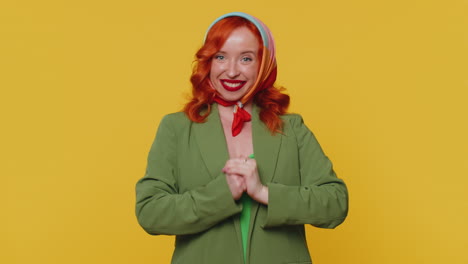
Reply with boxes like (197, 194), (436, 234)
(210, 27), (260, 102)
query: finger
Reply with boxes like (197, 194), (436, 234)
(240, 182), (246, 191)
(223, 163), (249, 173)
(226, 177), (244, 195)
(228, 167), (244, 174)
(230, 174), (245, 187)
(244, 158), (256, 167)
(226, 158), (245, 165)
(223, 165), (238, 173)
(225, 167), (252, 178)
(226, 173), (245, 184)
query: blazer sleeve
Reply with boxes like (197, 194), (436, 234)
(135, 114), (242, 235)
(263, 114), (348, 229)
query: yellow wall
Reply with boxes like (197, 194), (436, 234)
(1, 0), (467, 263)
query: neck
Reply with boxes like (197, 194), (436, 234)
(217, 101), (252, 112)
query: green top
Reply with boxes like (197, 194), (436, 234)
(240, 154), (255, 263)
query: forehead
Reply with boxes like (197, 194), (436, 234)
(219, 27), (259, 52)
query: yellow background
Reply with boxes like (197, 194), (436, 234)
(1, 0), (467, 263)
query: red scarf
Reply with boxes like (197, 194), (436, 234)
(213, 97), (251, 137)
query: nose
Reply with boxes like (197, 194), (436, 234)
(226, 60), (240, 78)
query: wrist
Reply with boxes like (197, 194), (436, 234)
(252, 185), (269, 205)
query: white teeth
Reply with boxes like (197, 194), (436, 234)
(223, 81), (242, 87)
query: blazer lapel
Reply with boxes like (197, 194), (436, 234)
(247, 105), (282, 257)
(194, 104), (245, 257)
(194, 104), (283, 260)
(193, 104), (230, 180)
(251, 105), (282, 184)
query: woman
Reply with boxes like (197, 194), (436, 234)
(136, 12), (348, 264)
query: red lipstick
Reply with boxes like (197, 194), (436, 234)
(220, 79), (246, 92)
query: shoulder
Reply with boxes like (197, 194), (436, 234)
(280, 113), (307, 130)
(281, 113), (303, 123)
(279, 113), (320, 144)
(160, 111), (190, 125)
(156, 111), (192, 134)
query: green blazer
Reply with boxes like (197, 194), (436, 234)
(135, 104), (348, 264)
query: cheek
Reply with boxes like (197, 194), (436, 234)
(210, 63), (222, 79)
(209, 70), (215, 82)
(209, 64), (216, 82)
(245, 65), (259, 80)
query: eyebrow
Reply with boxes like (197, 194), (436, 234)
(216, 50), (257, 56)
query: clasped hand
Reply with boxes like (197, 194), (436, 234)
(223, 158), (268, 204)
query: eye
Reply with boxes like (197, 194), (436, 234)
(214, 55), (225, 60)
(241, 57), (253, 62)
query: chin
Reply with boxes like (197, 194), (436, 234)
(217, 88), (251, 102)
(219, 94), (243, 102)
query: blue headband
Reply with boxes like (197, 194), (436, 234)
(204, 12), (271, 49)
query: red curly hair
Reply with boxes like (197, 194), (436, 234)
(183, 16), (290, 134)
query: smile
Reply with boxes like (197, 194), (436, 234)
(220, 79), (246, 92)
